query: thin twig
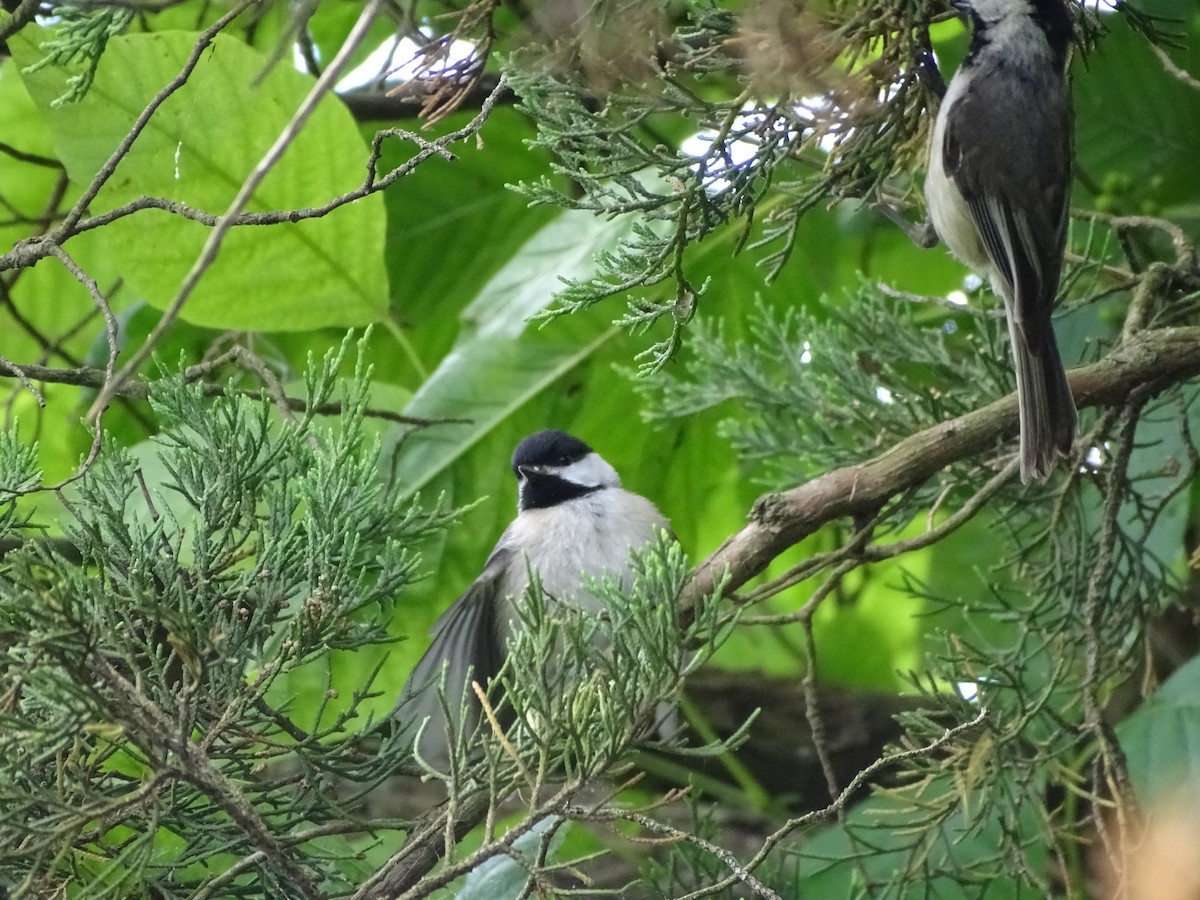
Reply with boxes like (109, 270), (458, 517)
(673, 707), (991, 900)
(593, 807), (783, 900)
(84, 0), (387, 421)
(0, 140), (64, 169)
(1081, 387), (1149, 891)
(57, 2), (255, 238)
(88, 655), (322, 898)
(47, 245), (119, 386)
(877, 281), (992, 316)
(1149, 40), (1200, 91)
(0, 78), (511, 276)
(0, 360), (465, 427)
(0, 354), (44, 406)
(1082, 210), (1197, 273)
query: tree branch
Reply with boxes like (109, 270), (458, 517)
(689, 325), (1200, 600)
(0, 360), (465, 428)
(82, 0), (386, 421)
(338, 76), (515, 122)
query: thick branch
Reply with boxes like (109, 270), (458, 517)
(690, 326), (1200, 599)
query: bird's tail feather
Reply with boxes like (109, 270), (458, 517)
(1009, 317), (1077, 483)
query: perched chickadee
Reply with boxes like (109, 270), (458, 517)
(394, 429), (669, 765)
(924, 0), (1078, 482)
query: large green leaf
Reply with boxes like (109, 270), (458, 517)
(0, 58), (60, 267)
(379, 106), (561, 378)
(1074, 3), (1200, 216)
(384, 208), (633, 499)
(12, 28), (387, 331)
(793, 777), (1047, 899)
(454, 817), (566, 900)
(1119, 654), (1200, 808)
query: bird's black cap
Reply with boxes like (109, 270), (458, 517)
(512, 431), (600, 510)
(957, 0), (1074, 68)
(511, 430), (593, 475)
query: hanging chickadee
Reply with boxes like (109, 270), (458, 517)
(393, 429), (669, 765)
(924, 0), (1078, 482)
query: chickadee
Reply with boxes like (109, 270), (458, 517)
(394, 429), (668, 765)
(924, 0), (1078, 482)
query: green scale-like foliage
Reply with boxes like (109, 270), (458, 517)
(0, 340), (458, 895)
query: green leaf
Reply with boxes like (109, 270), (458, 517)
(1118, 385), (1199, 574)
(384, 208), (633, 499)
(13, 28), (387, 331)
(794, 780), (1047, 898)
(1075, 6), (1200, 217)
(0, 58), (61, 260)
(1119, 654), (1200, 808)
(380, 106), (560, 376)
(455, 817), (566, 900)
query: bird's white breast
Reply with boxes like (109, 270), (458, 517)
(925, 74), (990, 276)
(496, 488), (667, 612)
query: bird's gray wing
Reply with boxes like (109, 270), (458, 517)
(941, 78), (1076, 479)
(391, 547), (513, 765)
(941, 78), (1071, 346)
